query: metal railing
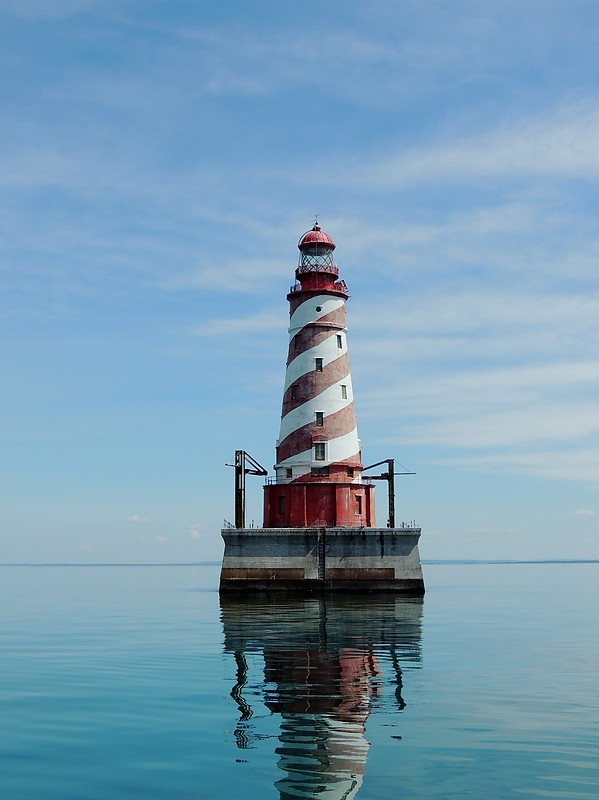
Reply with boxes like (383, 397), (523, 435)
(264, 475), (374, 485)
(289, 280), (349, 294)
(297, 263), (338, 276)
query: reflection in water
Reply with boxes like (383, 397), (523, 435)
(221, 595), (423, 799)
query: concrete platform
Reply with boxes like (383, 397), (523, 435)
(220, 526), (425, 593)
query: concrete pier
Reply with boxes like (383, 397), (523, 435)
(220, 526), (425, 593)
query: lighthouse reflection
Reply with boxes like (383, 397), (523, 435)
(221, 595), (423, 799)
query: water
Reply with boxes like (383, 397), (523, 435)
(1, 563), (597, 799)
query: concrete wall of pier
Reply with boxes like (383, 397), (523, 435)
(220, 527), (424, 593)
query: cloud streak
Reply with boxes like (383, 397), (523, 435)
(190, 310), (283, 337)
(434, 449), (599, 484)
(0, 0), (102, 19)
(350, 281), (599, 482)
(128, 514), (150, 524)
(327, 106), (599, 189)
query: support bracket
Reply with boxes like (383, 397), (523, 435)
(226, 450), (268, 529)
(362, 459), (415, 528)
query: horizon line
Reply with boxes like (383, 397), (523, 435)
(0, 559), (598, 567)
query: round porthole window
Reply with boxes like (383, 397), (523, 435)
(315, 306), (322, 312)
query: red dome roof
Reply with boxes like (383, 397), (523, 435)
(298, 223), (336, 251)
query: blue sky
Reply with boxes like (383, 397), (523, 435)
(2, 0), (599, 563)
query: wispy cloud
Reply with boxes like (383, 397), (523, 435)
(575, 509), (596, 517)
(322, 199), (599, 301)
(0, 0), (101, 19)
(403, 404), (599, 450)
(163, 259), (289, 294)
(188, 525), (202, 539)
(190, 309), (283, 337)
(353, 289), (599, 374)
(350, 278), (599, 483)
(176, 27), (406, 98)
(433, 449), (599, 484)
(343, 105), (599, 188)
(128, 514), (150, 524)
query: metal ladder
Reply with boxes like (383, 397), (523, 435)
(317, 528), (326, 579)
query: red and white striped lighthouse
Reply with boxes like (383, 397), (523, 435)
(220, 221), (424, 593)
(263, 222), (376, 528)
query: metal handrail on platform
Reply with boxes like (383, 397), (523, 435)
(288, 280), (349, 294)
(263, 475), (374, 485)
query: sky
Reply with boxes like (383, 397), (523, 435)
(1, 0), (599, 563)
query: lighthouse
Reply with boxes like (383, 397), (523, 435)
(220, 222), (424, 593)
(263, 223), (374, 528)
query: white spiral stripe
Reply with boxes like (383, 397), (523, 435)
(284, 334), (346, 390)
(278, 379), (355, 443)
(276, 427), (361, 469)
(289, 295), (345, 334)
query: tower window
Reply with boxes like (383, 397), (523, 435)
(294, 334), (301, 350)
(285, 468), (292, 478)
(315, 411), (324, 426)
(278, 496), (285, 515)
(347, 467), (355, 477)
(341, 384), (347, 399)
(291, 385), (297, 399)
(314, 443), (326, 461)
(311, 467), (329, 477)
(355, 495), (363, 515)
(315, 357), (323, 372)
(337, 334), (342, 348)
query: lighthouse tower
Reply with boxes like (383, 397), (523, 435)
(219, 222), (424, 593)
(263, 223), (375, 528)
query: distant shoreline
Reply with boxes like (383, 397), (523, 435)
(0, 559), (598, 567)
(0, 561), (223, 567)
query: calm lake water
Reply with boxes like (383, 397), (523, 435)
(1, 562), (597, 799)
